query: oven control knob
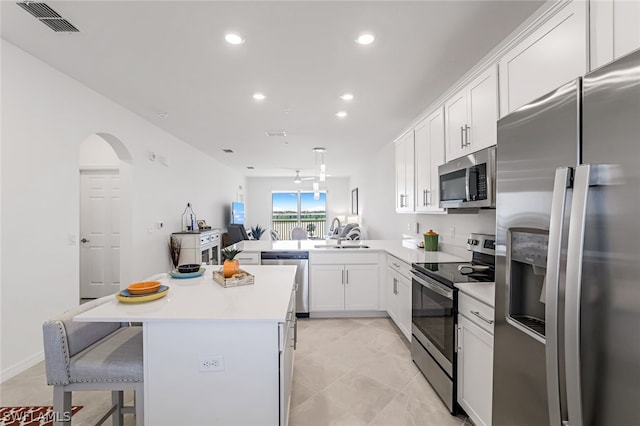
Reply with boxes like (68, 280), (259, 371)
(467, 239), (479, 245)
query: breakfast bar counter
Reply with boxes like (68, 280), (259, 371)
(75, 265), (297, 426)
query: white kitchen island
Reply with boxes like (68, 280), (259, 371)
(75, 265), (298, 426)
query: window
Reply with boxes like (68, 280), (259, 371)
(272, 191), (326, 239)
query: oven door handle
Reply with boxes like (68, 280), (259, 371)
(410, 271), (453, 299)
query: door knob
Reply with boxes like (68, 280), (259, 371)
(81, 238), (90, 243)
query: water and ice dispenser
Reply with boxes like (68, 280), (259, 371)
(507, 229), (549, 339)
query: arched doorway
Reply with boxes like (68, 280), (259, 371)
(78, 133), (133, 299)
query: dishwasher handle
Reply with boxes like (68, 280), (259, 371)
(260, 251), (309, 260)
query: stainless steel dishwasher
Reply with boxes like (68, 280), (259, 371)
(260, 251), (309, 317)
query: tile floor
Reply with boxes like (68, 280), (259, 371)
(1, 317), (470, 425)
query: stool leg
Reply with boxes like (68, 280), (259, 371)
(111, 391), (124, 426)
(53, 386), (71, 426)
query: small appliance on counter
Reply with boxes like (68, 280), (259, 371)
(410, 233), (495, 414)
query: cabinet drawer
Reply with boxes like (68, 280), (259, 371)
(458, 292), (495, 335)
(235, 252), (260, 265)
(386, 255), (410, 279)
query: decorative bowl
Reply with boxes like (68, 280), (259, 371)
(177, 263), (201, 273)
(127, 281), (161, 295)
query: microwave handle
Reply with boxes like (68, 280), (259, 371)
(465, 169), (471, 202)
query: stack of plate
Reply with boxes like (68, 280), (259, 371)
(116, 281), (169, 303)
(170, 267), (205, 279)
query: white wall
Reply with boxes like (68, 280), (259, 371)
(79, 134), (120, 168)
(0, 40), (245, 381)
(246, 177), (350, 238)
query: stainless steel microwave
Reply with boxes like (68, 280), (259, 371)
(438, 146), (496, 209)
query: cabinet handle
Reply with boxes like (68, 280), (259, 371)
(293, 318), (297, 350)
(456, 325), (461, 351)
(460, 126), (465, 148)
(341, 270), (344, 285)
(346, 270), (349, 284)
(399, 194), (407, 208)
(426, 189), (431, 206)
(465, 125), (471, 146)
(393, 278), (397, 295)
(392, 263), (401, 268)
(470, 310), (494, 324)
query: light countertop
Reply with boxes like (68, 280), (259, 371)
(455, 282), (495, 307)
(74, 265), (297, 323)
(232, 239), (468, 265)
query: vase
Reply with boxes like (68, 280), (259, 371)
(223, 259), (240, 278)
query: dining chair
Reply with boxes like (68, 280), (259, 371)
(290, 227), (308, 240)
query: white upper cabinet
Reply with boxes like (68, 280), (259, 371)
(395, 130), (415, 213)
(414, 107), (446, 212)
(590, 0), (640, 70)
(445, 66), (498, 161)
(499, 0), (587, 116)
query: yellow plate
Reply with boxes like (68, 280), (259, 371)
(116, 286), (169, 303)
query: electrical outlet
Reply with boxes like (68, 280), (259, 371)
(199, 355), (224, 372)
(450, 227), (456, 238)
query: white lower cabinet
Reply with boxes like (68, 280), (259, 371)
(310, 264), (378, 311)
(310, 254), (379, 312)
(386, 255), (412, 341)
(280, 289), (296, 426)
(457, 292), (494, 426)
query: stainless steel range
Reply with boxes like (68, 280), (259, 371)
(410, 233), (495, 413)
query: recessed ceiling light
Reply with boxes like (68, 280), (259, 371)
(253, 92), (266, 101)
(313, 147), (326, 153)
(340, 93), (354, 101)
(225, 33), (245, 45)
(356, 33), (375, 45)
(222, 149), (234, 153)
(336, 111), (348, 118)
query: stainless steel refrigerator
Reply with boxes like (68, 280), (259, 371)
(493, 48), (640, 425)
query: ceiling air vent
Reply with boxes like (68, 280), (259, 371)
(265, 131), (287, 137)
(17, 2), (79, 32)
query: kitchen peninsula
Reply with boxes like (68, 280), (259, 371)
(75, 265), (297, 426)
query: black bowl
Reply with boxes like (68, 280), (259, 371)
(177, 264), (200, 273)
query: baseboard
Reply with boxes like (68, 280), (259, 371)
(310, 310), (389, 319)
(0, 351), (44, 384)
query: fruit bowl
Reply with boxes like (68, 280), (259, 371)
(127, 281), (161, 295)
(177, 264), (200, 273)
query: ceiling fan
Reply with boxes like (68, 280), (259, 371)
(293, 170), (316, 184)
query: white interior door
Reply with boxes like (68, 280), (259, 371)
(80, 170), (121, 298)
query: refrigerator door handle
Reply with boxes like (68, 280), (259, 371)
(545, 166), (572, 426)
(564, 164), (594, 426)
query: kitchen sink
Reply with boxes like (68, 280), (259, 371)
(313, 245), (370, 249)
